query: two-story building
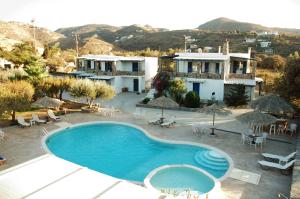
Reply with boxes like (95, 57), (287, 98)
(76, 55), (158, 93)
(160, 41), (256, 101)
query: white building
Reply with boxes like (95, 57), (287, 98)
(76, 55), (158, 94)
(0, 58), (14, 69)
(244, 38), (256, 43)
(160, 41), (256, 101)
(260, 41), (271, 48)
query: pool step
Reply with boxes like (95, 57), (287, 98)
(194, 151), (228, 171)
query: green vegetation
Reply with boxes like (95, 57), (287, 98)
(184, 91), (200, 108)
(168, 79), (187, 105)
(38, 77), (74, 100)
(0, 81), (34, 121)
(69, 79), (115, 108)
(224, 84), (249, 107)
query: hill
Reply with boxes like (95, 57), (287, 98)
(0, 20), (63, 50)
(198, 17), (300, 34)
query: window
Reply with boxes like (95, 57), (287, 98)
(204, 62), (209, 73)
(233, 61), (239, 73)
(105, 62), (112, 72)
(95, 61), (101, 71)
(188, 62), (193, 72)
(215, 63), (220, 74)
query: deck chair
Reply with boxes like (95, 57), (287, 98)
(160, 119), (176, 128)
(262, 151), (296, 164)
(17, 116), (31, 127)
(47, 110), (61, 121)
(32, 114), (46, 124)
(258, 159), (296, 174)
(148, 118), (161, 125)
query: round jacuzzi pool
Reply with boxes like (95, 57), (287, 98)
(44, 122), (233, 182)
(144, 165), (220, 198)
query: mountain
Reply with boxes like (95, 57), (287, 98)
(0, 20), (63, 50)
(198, 17), (300, 34)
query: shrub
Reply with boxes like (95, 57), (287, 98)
(168, 79), (187, 105)
(142, 97), (150, 104)
(224, 84), (249, 106)
(184, 91), (200, 108)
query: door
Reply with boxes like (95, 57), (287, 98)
(132, 62), (139, 72)
(188, 62), (193, 72)
(215, 63), (220, 74)
(193, 83), (200, 95)
(204, 62), (209, 73)
(133, 79), (139, 92)
(242, 61), (247, 74)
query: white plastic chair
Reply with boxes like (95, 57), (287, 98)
(254, 137), (264, 149)
(241, 133), (251, 145)
(17, 116), (31, 127)
(287, 123), (297, 136)
(269, 124), (276, 135)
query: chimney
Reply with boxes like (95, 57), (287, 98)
(223, 40), (229, 55)
(218, 46), (222, 53)
(248, 47), (252, 56)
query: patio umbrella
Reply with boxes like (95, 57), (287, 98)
(32, 96), (64, 110)
(250, 94), (294, 114)
(198, 103), (231, 135)
(148, 96), (179, 118)
(236, 111), (277, 126)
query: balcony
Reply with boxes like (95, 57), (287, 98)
(174, 72), (222, 80)
(227, 73), (254, 79)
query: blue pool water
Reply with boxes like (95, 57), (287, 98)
(46, 123), (229, 182)
(149, 167), (215, 194)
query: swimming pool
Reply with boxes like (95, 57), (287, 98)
(45, 122), (232, 182)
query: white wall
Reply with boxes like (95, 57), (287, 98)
(185, 78), (224, 100)
(144, 57), (158, 89)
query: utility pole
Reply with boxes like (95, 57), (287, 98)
(184, 35), (187, 52)
(74, 33), (79, 68)
(31, 18), (36, 52)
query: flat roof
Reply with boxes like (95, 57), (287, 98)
(173, 52), (251, 61)
(78, 55), (145, 62)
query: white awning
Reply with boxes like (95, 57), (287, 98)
(88, 76), (114, 80)
(0, 155), (160, 199)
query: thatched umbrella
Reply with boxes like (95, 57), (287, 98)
(236, 111), (277, 126)
(198, 104), (231, 135)
(32, 96), (64, 110)
(250, 94), (294, 114)
(148, 96), (179, 118)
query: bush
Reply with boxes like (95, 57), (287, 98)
(142, 97), (150, 104)
(224, 84), (248, 106)
(168, 79), (187, 105)
(184, 91), (200, 108)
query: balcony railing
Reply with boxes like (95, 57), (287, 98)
(174, 72), (222, 80)
(96, 71), (145, 76)
(116, 71), (145, 76)
(227, 73), (254, 79)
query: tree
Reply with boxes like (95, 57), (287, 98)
(276, 57), (300, 101)
(43, 43), (65, 72)
(0, 81), (34, 121)
(153, 72), (170, 97)
(184, 91), (200, 108)
(39, 77), (74, 100)
(224, 84), (249, 106)
(261, 55), (286, 71)
(24, 56), (47, 85)
(168, 79), (186, 104)
(69, 79), (115, 108)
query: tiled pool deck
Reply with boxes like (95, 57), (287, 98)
(0, 110), (296, 199)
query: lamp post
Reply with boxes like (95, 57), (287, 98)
(210, 92), (216, 136)
(31, 19), (36, 52)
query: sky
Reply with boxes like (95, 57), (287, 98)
(1, 0), (300, 30)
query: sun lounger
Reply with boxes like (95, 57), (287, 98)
(47, 110), (61, 121)
(17, 116), (31, 127)
(262, 152), (296, 164)
(160, 120), (176, 128)
(32, 113), (47, 124)
(0, 129), (4, 141)
(148, 118), (161, 125)
(258, 159), (296, 174)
